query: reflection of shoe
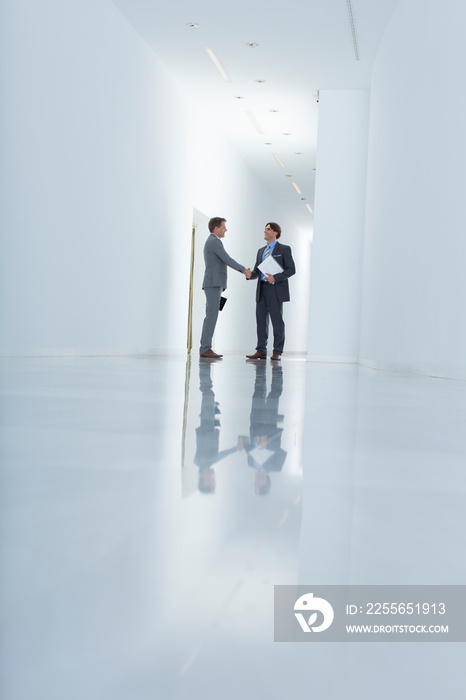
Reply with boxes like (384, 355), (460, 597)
(246, 352), (266, 359)
(270, 353), (282, 360)
(200, 349), (223, 358)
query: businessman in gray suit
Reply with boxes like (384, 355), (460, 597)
(200, 217), (251, 358)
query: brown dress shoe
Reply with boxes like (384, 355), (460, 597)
(200, 349), (223, 358)
(270, 353), (282, 360)
(246, 351), (266, 359)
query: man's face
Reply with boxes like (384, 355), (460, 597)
(255, 470), (269, 495)
(215, 221), (227, 238)
(264, 224), (278, 243)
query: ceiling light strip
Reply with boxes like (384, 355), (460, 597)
(246, 111), (264, 134)
(273, 153), (285, 169)
(306, 204), (314, 214)
(205, 47), (230, 82)
(346, 0), (360, 61)
(292, 182), (302, 194)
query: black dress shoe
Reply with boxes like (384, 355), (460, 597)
(246, 351), (266, 359)
(200, 349), (223, 358)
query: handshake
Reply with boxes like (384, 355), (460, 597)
(243, 267), (274, 283)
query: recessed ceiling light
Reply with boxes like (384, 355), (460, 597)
(234, 96), (245, 100)
(269, 109), (279, 113)
(265, 142), (272, 145)
(273, 153), (285, 169)
(255, 79), (266, 84)
(306, 204), (314, 214)
(205, 48), (230, 82)
(282, 132), (291, 136)
(285, 174), (292, 177)
(186, 23), (199, 28)
(246, 43), (259, 47)
(301, 197), (307, 201)
(246, 111), (264, 135)
(292, 182), (302, 194)
(295, 152), (303, 155)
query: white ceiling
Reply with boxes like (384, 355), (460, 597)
(111, 0), (398, 231)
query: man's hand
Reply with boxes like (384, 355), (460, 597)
(244, 268), (252, 279)
(265, 273), (275, 284)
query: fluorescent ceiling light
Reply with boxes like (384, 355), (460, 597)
(273, 153), (285, 169)
(246, 111), (264, 134)
(306, 204), (314, 214)
(292, 182), (302, 194)
(205, 48), (230, 82)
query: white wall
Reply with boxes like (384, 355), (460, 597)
(0, 0), (194, 355)
(0, 0), (306, 357)
(307, 90), (370, 363)
(360, 0), (466, 379)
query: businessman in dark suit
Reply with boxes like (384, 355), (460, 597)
(238, 362), (287, 495)
(200, 217), (250, 358)
(246, 222), (296, 360)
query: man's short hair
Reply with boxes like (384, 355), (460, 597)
(266, 222), (281, 239)
(209, 217), (226, 233)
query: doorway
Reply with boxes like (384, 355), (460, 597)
(187, 208), (209, 353)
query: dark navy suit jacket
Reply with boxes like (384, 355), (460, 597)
(250, 241), (296, 302)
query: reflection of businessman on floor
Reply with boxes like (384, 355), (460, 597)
(239, 363), (287, 495)
(195, 361), (238, 493)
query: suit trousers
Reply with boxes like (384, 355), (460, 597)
(255, 282), (285, 355)
(200, 286), (222, 353)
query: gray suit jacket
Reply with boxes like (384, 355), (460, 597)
(202, 233), (245, 291)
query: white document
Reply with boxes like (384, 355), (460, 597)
(258, 256), (283, 276)
(248, 446), (274, 466)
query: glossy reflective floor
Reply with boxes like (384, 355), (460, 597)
(1, 356), (465, 699)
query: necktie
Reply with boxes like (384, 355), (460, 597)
(262, 245), (271, 281)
